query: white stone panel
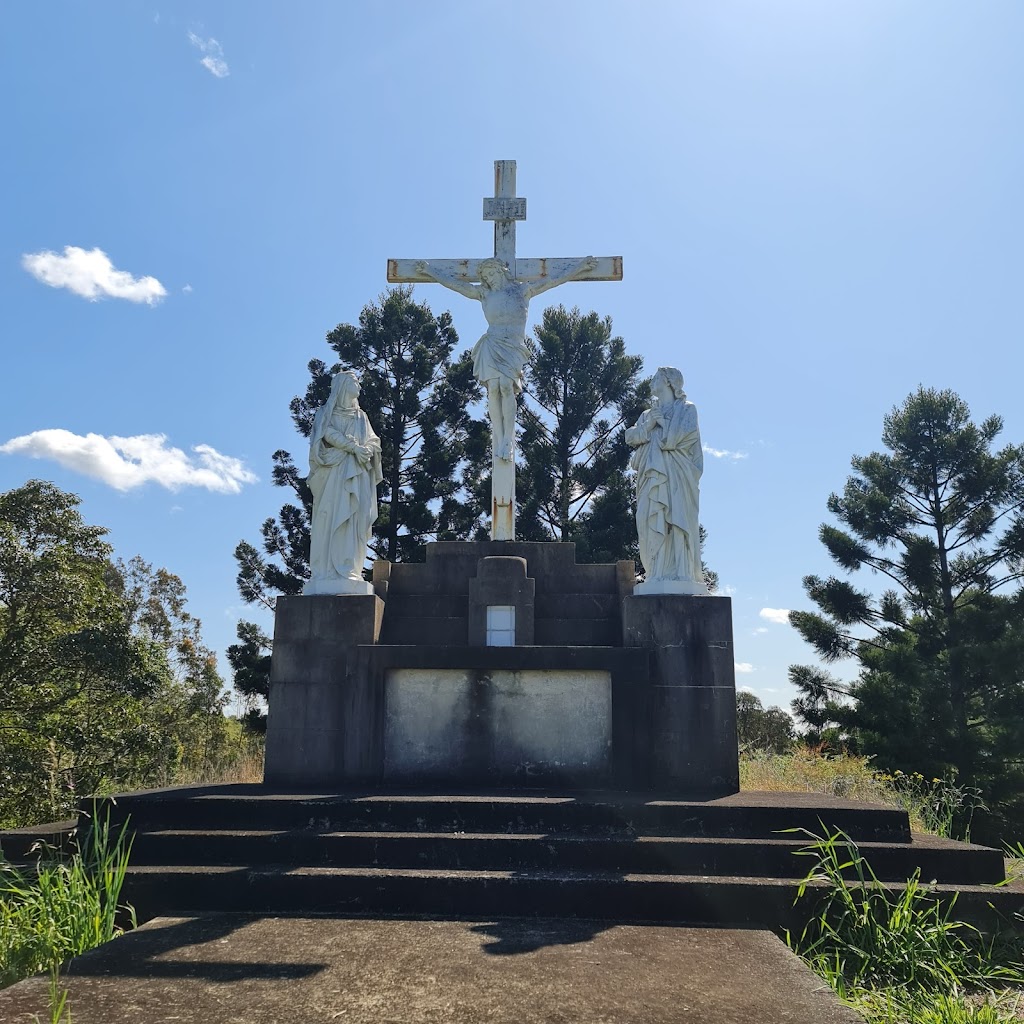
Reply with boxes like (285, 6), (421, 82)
(383, 669), (612, 781)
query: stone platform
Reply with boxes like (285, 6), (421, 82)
(71, 785), (1023, 931)
(265, 541), (739, 795)
(0, 914), (864, 1024)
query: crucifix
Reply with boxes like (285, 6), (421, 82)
(387, 159), (623, 541)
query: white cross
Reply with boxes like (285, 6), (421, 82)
(387, 160), (622, 541)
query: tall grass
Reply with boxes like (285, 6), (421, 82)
(741, 749), (984, 840)
(0, 810), (136, 989)
(786, 828), (1024, 1024)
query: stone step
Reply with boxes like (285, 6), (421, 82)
(535, 618), (619, 646)
(127, 829), (1005, 884)
(378, 616), (468, 646)
(383, 594), (468, 618)
(94, 788), (913, 842)
(387, 562), (623, 597)
(115, 863), (1024, 931)
(535, 593), (618, 619)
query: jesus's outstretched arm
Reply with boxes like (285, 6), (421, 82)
(414, 261), (482, 301)
(524, 256), (598, 299)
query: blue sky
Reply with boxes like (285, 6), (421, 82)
(2, 2), (1022, 714)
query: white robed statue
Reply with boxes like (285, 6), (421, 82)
(303, 371), (383, 596)
(625, 366), (708, 595)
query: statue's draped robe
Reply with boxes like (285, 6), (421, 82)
(306, 405), (383, 585)
(626, 399), (703, 584)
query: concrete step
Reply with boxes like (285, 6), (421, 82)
(378, 616), (468, 646)
(115, 863), (1024, 931)
(94, 788), (913, 842)
(535, 593), (618, 619)
(383, 594), (468, 618)
(535, 618), (619, 646)
(127, 829), (1006, 884)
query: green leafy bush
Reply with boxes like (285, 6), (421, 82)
(0, 811), (135, 989)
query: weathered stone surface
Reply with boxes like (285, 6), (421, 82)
(0, 915), (864, 1024)
(623, 593), (739, 795)
(265, 595), (385, 785)
(383, 668), (611, 783)
(468, 556), (535, 646)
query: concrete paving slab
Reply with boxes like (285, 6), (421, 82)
(0, 914), (863, 1023)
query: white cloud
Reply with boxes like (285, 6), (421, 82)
(719, 583), (738, 597)
(0, 430), (257, 494)
(188, 32), (229, 77)
(752, 627), (769, 635)
(759, 608), (791, 625)
(21, 246), (166, 305)
(703, 445), (748, 460)
(735, 662), (754, 674)
(739, 684), (756, 693)
(182, 284), (193, 294)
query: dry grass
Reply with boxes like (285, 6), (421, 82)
(739, 748), (949, 836)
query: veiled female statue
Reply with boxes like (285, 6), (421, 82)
(303, 371), (383, 596)
(625, 367), (708, 595)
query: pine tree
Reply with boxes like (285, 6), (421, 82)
(231, 288), (487, 722)
(790, 387), (1024, 835)
(515, 305), (648, 561)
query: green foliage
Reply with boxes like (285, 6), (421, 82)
(0, 811), (135, 989)
(515, 306), (648, 562)
(225, 621), (272, 733)
(850, 989), (1022, 1024)
(735, 691), (796, 754)
(787, 828), (1022, 995)
(790, 388), (1024, 840)
(787, 828), (1024, 1024)
(0, 482), (229, 826)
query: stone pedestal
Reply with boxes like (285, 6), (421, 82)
(623, 594), (739, 796)
(264, 594), (384, 785)
(264, 543), (739, 794)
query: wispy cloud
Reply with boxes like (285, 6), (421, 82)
(22, 246), (166, 305)
(759, 608), (791, 625)
(703, 445), (748, 461)
(752, 627), (769, 635)
(735, 662), (754, 674)
(188, 32), (229, 77)
(182, 284), (193, 294)
(1, 430), (257, 494)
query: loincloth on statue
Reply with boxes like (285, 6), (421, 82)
(471, 327), (529, 390)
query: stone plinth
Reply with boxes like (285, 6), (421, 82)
(622, 594), (739, 796)
(264, 594), (384, 786)
(264, 543), (738, 793)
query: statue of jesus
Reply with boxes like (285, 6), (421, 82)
(414, 255), (597, 462)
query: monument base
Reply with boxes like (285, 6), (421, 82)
(265, 542), (739, 796)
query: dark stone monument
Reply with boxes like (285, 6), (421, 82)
(265, 541), (740, 795)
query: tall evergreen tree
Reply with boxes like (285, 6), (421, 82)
(515, 305), (649, 562)
(789, 387), (1024, 836)
(231, 287), (487, 722)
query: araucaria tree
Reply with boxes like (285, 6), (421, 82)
(515, 305), (649, 563)
(790, 387), (1024, 835)
(230, 288), (487, 721)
